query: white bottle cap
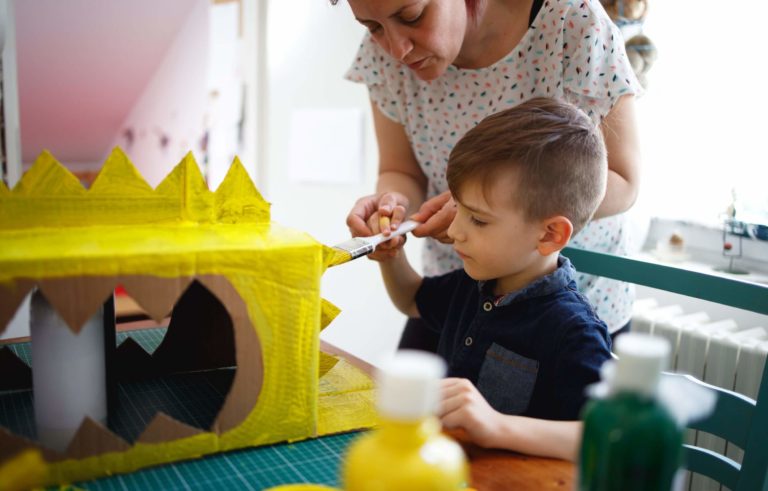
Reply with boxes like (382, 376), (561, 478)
(612, 333), (670, 397)
(375, 350), (447, 420)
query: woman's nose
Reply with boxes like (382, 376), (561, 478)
(385, 28), (413, 61)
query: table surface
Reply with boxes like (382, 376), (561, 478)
(1, 329), (574, 490)
(65, 431), (574, 491)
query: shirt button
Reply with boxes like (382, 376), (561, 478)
(483, 301), (493, 312)
(464, 337), (473, 346)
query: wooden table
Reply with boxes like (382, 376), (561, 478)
(464, 440), (574, 490)
(319, 342), (576, 490)
(447, 430), (575, 490)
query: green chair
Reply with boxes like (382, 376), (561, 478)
(564, 247), (768, 491)
(673, 369), (768, 491)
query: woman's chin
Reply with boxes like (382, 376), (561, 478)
(411, 61), (445, 81)
(414, 71), (440, 81)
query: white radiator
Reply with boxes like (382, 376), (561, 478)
(632, 298), (768, 491)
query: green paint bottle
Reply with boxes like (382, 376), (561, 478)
(578, 333), (683, 491)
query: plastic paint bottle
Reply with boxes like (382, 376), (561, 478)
(342, 350), (469, 491)
(578, 333), (683, 491)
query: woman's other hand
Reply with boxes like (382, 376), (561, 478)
(410, 190), (456, 243)
(346, 191), (409, 261)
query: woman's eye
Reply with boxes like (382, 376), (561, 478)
(400, 11), (423, 25)
(366, 23), (382, 34)
(470, 216), (487, 226)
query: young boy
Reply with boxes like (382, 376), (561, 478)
(376, 97), (612, 461)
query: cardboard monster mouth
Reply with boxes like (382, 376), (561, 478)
(0, 274), (262, 462)
(0, 149), (377, 487)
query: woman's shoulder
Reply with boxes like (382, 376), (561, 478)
(545, 0), (611, 16)
(535, 0), (613, 28)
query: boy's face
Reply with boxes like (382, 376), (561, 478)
(447, 174), (544, 293)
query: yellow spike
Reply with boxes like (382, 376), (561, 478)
(89, 147), (153, 196)
(0, 151), (281, 229)
(319, 352), (339, 378)
(215, 156), (270, 223)
(13, 150), (85, 196)
(155, 152), (214, 222)
(0, 180), (8, 196)
(320, 298), (341, 331)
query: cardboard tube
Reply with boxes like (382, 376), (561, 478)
(30, 290), (107, 452)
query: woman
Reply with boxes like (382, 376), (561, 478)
(341, 0), (642, 349)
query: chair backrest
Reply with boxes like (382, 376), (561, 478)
(663, 371), (768, 491)
(564, 246), (768, 491)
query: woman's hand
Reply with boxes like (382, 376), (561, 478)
(439, 378), (504, 448)
(346, 191), (409, 261)
(410, 190), (456, 244)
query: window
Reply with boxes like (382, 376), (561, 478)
(635, 1), (768, 227)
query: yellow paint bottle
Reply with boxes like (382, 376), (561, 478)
(342, 350), (469, 491)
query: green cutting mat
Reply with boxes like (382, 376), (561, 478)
(78, 431), (357, 490)
(0, 329), (358, 490)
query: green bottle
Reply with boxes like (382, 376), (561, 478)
(578, 333), (683, 491)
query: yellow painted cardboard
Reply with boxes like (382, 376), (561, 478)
(0, 149), (376, 486)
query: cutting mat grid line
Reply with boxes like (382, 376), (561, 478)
(0, 329), (358, 490)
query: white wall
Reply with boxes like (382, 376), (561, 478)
(264, 0), (422, 366)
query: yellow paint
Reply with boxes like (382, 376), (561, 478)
(318, 360), (376, 436)
(343, 417), (469, 491)
(0, 149), (376, 485)
(0, 449), (48, 491)
(326, 247), (353, 267)
(265, 485), (341, 491)
(319, 299), (341, 376)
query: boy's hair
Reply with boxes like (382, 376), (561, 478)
(446, 97), (607, 234)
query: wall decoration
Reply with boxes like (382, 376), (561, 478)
(601, 0), (657, 88)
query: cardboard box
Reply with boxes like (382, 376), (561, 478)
(0, 149), (375, 487)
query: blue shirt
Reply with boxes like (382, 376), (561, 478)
(415, 256), (611, 421)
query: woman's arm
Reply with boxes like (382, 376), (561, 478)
(346, 101), (427, 235)
(346, 101), (428, 260)
(371, 100), (428, 216)
(594, 94), (641, 219)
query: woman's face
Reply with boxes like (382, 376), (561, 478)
(347, 0), (468, 81)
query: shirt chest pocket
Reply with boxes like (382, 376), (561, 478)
(476, 343), (539, 415)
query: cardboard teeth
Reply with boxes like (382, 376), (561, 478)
(37, 278), (115, 334)
(119, 276), (192, 324)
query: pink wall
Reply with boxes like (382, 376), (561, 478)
(15, 0), (199, 169)
(109, 0), (209, 187)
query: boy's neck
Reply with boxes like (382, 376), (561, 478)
(492, 253), (559, 297)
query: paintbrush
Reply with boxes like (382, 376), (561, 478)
(328, 219), (420, 267)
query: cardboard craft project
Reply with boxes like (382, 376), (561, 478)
(0, 149), (376, 486)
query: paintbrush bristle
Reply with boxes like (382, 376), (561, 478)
(327, 248), (353, 267)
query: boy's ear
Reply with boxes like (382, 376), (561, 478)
(537, 216), (573, 256)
